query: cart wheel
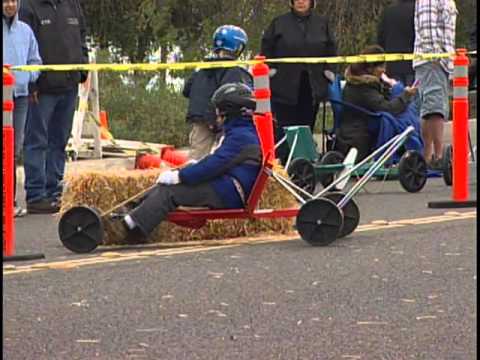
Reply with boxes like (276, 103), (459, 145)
(398, 150), (427, 193)
(323, 192), (360, 238)
(296, 198), (343, 246)
(442, 144), (453, 186)
(317, 150), (345, 190)
(58, 206), (103, 253)
(287, 158), (316, 194)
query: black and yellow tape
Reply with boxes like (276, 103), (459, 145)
(9, 51), (476, 73)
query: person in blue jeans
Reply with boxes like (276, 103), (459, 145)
(20, 0), (89, 214)
(3, 0), (42, 217)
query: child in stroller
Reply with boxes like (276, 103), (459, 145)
(332, 45), (421, 163)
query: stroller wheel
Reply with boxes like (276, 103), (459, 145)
(58, 206), (103, 253)
(296, 198), (343, 246)
(442, 144), (453, 186)
(323, 192), (360, 238)
(287, 158), (316, 195)
(317, 151), (345, 190)
(398, 151), (427, 193)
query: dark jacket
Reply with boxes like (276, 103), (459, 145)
(183, 60), (253, 125)
(336, 68), (414, 161)
(377, 0), (415, 83)
(261, 11), (337, 105)
(20, 0), (88, 93)
(469, 21), (477, 89)
(179, 116), (262, 209)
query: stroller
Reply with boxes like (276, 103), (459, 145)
(284, 72), (452, 193)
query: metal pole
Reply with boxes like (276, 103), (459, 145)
(337, 127), (414, 208)
(89, 49), (102, 159)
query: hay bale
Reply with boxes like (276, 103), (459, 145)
(60, 164), (297, 245)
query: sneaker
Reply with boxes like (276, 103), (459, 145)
(14, 206), (27, 218)
(103, 215), (148, 244)
(27, 199), (60, 214)
(103, 216), (130, 243)
(47, 196), (62, 208)
(428, 158), (444, 171)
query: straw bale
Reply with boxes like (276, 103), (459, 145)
(60, 164), (297, 245)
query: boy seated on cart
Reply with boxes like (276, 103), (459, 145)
(104, 83), (262, 242)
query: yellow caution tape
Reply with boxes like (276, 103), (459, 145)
(10, 51), (473, 72)
(11, 60), (260, 72)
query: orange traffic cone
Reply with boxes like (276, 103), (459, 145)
(135, 153), (163, 169)
(161, 147), (189, 167)
(99, 111), (111, 140)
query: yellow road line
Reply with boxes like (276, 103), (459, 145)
(3, 211), (476, 276)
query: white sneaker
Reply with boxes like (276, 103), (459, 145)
(14, 206), (27, 218)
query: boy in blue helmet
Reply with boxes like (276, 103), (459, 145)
(103, 83), (262, 243)
(183, 25), (253, 161)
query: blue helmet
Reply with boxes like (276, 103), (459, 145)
(212, 25), (248, 57)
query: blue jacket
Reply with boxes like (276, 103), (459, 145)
(179, 116), (262, 208)
(371, 82), (424, 163)
(2, 3), (42, 97)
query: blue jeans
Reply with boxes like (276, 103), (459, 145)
(23, 88), (78, 203)
(13, 96), (29, 202)
(14, 96), (29, 159)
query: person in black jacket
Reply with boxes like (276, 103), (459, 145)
(20, 0), (89, 214)
(336, 45), (418, 162)
(261, 0), (336, 165)
(469, 21), (477, 90)
(377, 0), (416, 86)
(183, 25), (253, 161)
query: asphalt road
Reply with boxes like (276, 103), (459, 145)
(3, 161), (477, 359)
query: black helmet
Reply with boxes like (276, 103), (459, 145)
(211, 83), (256, 116)
(289, 0), (316, 9)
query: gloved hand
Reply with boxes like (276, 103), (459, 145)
(156, 170), (180, 185)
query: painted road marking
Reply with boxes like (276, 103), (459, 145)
(3, 211), (476, 276)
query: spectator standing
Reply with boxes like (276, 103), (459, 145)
(413, 0), (457, 168)
(183, 25), (253, 161)
(261, 0), (337, 164)
(20, 0), (89, 214)
(377, 0), (416, 86)
(3, 0), (42, 217)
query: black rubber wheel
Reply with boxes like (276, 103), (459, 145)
(287, 158), (316, 195)
(398, 150), (427, 193)
(296, 198), (343, 246)
(442, 144), (453, 186)
(323, 192), (360, 238)
(58, 206), (103, 253)
(316, 150), (345, 190)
